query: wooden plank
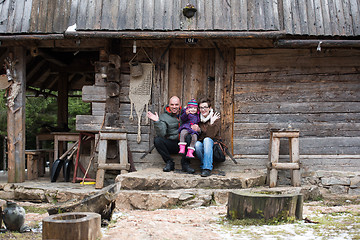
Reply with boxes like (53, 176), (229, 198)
(314, 0), (325, 35)
(272, 132), (299, 138)
(254, 0), (265, 30)
(321, 0), (332, 35)
(349, 0), (360, 35)
(289, 137), (301, 186)
(68, 0), (79, 26)
(268, 136), (279, 187)
(234, 122), (360, 138)
(125, 0), (135, 29)
(92, 102), (105, 116)
(334, 0), (346, 35)
(95, 139), (107, 189)
(163, 0), (173, 30)
(143, 0), (155, 29)
(234, 113), (360, 124)
(306, 0), (317, 35)
(50, 0), (60, 32)
(85, 0), (96, 29)
(271, 162), (300, 170)
(327, 0), (340, 36)
(234, 102), (360, 114)
(119, 138), (128, 174)
(82, 85), (106, 102)
(282, 0), (293, 33)
(168, 49), (184, 101)
(296, 0), (309, 34)
(97, 163), (130, 170)
(182, 48), (207, 102)
(21, 0), (32, 32)
(342, 0), (354, 35)
(117, 0), (127, 29)
(0, 0), (11, 32)
(99, 132), (126, 141)
(5, 0), (17, 33)
(233, 137), (360, 155)
(77, 0), (88, 30)
(7, 47), (26, 183)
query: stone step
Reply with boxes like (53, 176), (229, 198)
(115, 186), (322, 211)
(115, 168), (267, 190)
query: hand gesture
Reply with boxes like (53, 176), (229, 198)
(147, 111), (159, 122)
(185, 106), (191, 115)
(210, 112), (220, 125)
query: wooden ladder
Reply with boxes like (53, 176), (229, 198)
(95, 132), (130, 189)
(267, 129), (301, 188)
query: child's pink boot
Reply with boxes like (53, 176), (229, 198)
(186, 147), (195, 158)
(178, 142), (186, 154)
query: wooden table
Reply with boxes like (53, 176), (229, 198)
(52, 132), (80, 160)
(36, 133), (54, 150)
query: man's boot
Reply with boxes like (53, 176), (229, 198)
(181, 158), (195, 174)
(163, 160), (175, 172)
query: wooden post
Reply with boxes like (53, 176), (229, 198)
(268, 135), (280, 188)
(7, 47), (26, 183)
(57, 72), (68, 130)
(290, 137), (301, 187)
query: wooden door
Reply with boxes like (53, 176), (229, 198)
(168, 48), (215, 106)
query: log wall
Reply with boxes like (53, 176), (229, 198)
(234, 48), (360, 158)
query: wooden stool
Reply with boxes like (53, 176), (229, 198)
(95, 132), (130, 189)
(26, 150), (42, 180)
(267, 129), (301, 188)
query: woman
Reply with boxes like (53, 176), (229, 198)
(194, 99), (221, 177)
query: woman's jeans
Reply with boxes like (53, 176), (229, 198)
(195, 137), (214, 170)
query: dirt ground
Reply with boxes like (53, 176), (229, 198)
(1, 195), (360, 240)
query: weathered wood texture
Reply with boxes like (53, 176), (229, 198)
(1, 0), (359, 36)
(234, 48), (360, 155)
(7, 47), (26, 183)
(227, 191), (303, 220)
(42, 212), (101, 240)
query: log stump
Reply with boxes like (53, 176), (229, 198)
(42, 212), (101, 240)
(227, 190), (303, 220)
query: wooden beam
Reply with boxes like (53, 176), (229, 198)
(65, 31), (286, 39)
(275, 40), (360, 48)
(7, 47), (26, 183)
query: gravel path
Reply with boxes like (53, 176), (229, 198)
(1, 198), (360, 240)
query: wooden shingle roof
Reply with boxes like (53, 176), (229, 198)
(0, 0), (359, 37)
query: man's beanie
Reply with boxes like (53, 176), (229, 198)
(187, 99), (198, 107)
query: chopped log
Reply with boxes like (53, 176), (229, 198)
(227, 190), (303, 220)
(42, 212), (101, 240)
(47, 183), (118, 221)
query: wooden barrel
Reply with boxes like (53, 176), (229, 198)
(42, 212), (101, 240)
(227, 190), (303, 220)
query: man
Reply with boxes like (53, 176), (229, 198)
(147, 96), (195, 173)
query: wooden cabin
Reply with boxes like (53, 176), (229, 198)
(0, 0), (359, 183)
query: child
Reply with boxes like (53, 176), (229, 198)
(178, 99), (200, 158)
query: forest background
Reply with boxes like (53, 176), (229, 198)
(0, 89), (90, 169)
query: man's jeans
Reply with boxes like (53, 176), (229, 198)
(195, 137), (214, 170)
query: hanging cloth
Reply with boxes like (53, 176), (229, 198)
(128, 48), (154, 143)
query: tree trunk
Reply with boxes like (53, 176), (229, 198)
(227, 190), (303, 220)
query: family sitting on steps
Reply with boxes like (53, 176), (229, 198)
(147, 96), (221, 177)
